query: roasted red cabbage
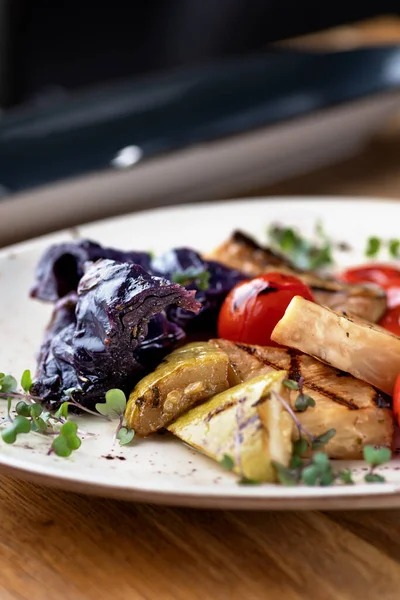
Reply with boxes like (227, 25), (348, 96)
(30, 241), (246, 409)
(31, 240), (152, 302)
(151, 247), (247, 331)
(32, 260), (200, 409)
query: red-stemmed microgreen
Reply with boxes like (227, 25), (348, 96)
(0, 370), (135, 455)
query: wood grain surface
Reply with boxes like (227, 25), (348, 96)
(1, 476), (400, 600)
(2, 17), (400, 600)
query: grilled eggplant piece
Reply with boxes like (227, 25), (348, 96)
(168, 371), (293, 482)
(126, 342), (231, 436)
(209, 231), (387, 322)
(272, 295), (400, 396)
(212, 339), (393, 458)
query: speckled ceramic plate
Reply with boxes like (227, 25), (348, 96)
(1, 197), (400, 510)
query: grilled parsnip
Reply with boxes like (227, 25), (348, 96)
(126, 342), (231, 436)
(167, 371), (293, 482)
(272, 295), (400, 396)
(212, 339), (393, 458)
(209, 231), (387, 322)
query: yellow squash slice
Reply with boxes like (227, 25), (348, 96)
(126, 342), (231, 436)
(167, 371), (293, 482)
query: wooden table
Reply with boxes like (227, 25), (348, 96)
(3, 17), (400, 600)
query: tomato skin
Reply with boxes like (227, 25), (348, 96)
(217, 272), (314, 347)
(393, 374), (400, 427)
(379, 305), (400, 337)
(340, 264), (400, 308)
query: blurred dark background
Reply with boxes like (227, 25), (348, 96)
(3, 1), (400, 110)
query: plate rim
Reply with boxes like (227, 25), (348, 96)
(3, 194), (400, 255)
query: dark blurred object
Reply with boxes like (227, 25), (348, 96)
(2, 1), (400, 109)
(1, 47), (400, 193)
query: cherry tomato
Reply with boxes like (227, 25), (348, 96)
(392, 374), (400, 426)
(340, 264), (400, 308)
(217, 272), (314, 346)
(379, 305), (400, 337)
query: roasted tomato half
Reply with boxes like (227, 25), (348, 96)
(340, 264), (400, 308)
(217, 272), (314, 346)
(379, 305), (400, 337)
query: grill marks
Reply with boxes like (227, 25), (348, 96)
(236, 343), (363, 411)
(288, 349), (302, 383)
(211, 231), (387, 323)
(205, 400), (237, 422)
(236, 343), (280, 371)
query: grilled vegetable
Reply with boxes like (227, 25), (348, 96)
(167, 371), (293, 482)
(340, 263), (400, 309)
(271, 295), (400, 396)
(217, 272), (313, 347)
(209, 231), (387, 322)
(126, 342), (231, 436)
(31, 240), (152, 302)
(32, 259), (200, 411)
(212, 339), (393, 458)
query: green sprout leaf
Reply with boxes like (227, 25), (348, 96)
(29, 404), (43, 419)
(283, 379), (299, 390)
(292, 437), (309, 457)
(363, 446), (391, 467)
(267, 223), (333, 270)
(117, 427), (135, 446)
(273, 462), (298, 486)
(319, 469), (335, 486)
(171, 267), (210, 291)
(0, 375), (17, 394)
(301, 465), (319, 486)
(365, 236), (381, 258)
(96, 389), (127, 419)
(1, 416), (31, 444)
(20, 370), (33, 393)
(389, 239), (400, 258)
(15, 401), (31, 417)
(220, 454), (235, 471)
(51, 421), (81, 457)
(294, 393), (316, 412)
(365, 473), (385, 483)
(238, 477), (261, 485)
(30, 417), (48, 433)
(311, 429), (336, 450)
(338, 469), (354, 485)
(289, 455), (303, 469)
(59, 421), (78, 437)
(54, 402), (69, 419)
(52, 435), (72, 457)
(312, 452), (329, 468)
(0, 375), (18, 419)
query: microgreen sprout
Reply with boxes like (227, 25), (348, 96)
(267, 222), (333, 270)
(389, 239), (400, 258)
(0, 370), (135, 455)
(171, 267), (210, 291)
(219, 454), (235, 471)
(363, 446), (391, 483)
(284, 378), (316, 413)
(365, 236), (381, 258)
(96, 389), (135, 446)
(49, 422), (81, 457)
(0, 373), (18, 421)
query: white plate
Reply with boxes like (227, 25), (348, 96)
(1, 197), (400, 510)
